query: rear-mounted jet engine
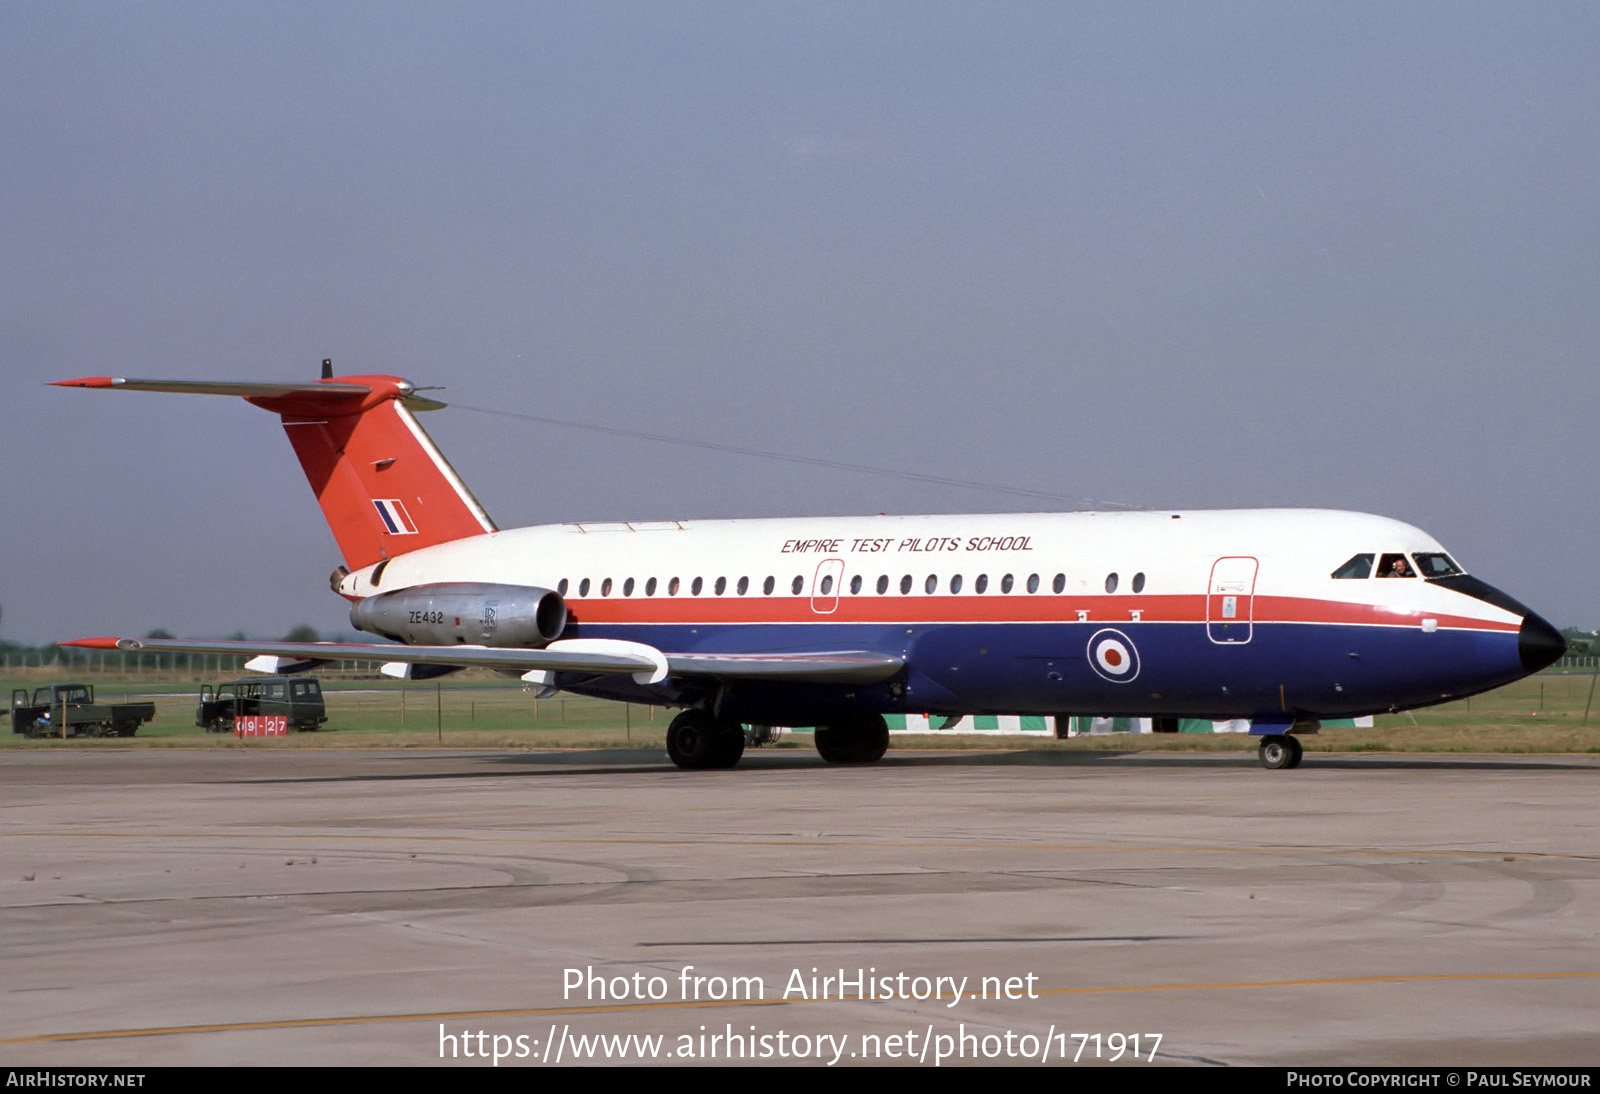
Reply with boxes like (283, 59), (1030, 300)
(350, 583), (566, 647)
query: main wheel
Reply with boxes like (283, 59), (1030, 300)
(666, 711), (744, 770)
(710, 721), (745, 768)
(815, 713), (890, 764)
(1258, 734), (1303, 770)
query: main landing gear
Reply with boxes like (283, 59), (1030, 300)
(665, 710), (745, 770)
(814, 713), (890, 764)
(665, 710), (892, 769)
(1257, 733), (1304, 770)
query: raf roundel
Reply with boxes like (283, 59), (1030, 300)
(1087, 628), (1140, 683)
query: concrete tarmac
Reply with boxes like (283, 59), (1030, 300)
(1, 746), (1595, 1067)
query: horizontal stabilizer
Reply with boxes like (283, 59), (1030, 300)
(54, 377), (371, 398)
(51, 376), (448, 412)
(54, 371), (482, 568)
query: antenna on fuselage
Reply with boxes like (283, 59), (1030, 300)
(321, 358), (334, 380)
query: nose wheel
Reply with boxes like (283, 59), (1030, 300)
(1258, 734), (1303, 770)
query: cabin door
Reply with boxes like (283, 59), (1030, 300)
(811, 558), (845, 614)
(1206, 556), (1259, 644)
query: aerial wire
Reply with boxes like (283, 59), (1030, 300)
(451, 402), (1132, 510)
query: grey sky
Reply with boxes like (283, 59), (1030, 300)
(3, 2), (1597, 644)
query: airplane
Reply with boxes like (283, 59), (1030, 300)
(54, 366), (1566, 770)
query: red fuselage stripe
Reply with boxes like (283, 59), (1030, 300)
(551, 592), (1516, 633)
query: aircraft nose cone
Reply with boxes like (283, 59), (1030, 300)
(1519, 612), (1566, 673)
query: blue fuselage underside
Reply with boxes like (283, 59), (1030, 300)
(563, 620), (1524, 726)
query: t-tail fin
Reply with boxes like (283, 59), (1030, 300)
(52, 372), (496, 570)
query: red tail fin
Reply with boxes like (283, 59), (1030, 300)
(53, 373), (495, 569)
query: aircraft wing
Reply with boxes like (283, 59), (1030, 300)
(63, 637), (904, 686)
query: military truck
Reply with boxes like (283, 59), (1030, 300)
(9, 684), (157, 738)
(196, 676), (327, 733)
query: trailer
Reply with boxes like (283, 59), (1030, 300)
(10, 684), (157, 738)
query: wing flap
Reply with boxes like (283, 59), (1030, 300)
(664, 650), (903, 683)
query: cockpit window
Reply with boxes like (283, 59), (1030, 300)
(1332, 553), (1374, 579)
(1377, 553), (1415, 578)
(1412, 552), (1463, 578)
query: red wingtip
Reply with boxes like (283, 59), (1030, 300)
(62, 637), (124, 649)
(51, 377), (117, 388)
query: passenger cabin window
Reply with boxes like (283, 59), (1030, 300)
(850, 575), (862, 595)
(763, 576), (775, 595)
(579, 578), (591, 597)
(1332, 554), (1375, 579)
(1413, 553), (1463, 578)
(692, 577), (704, 595)
(601, 578), (612, 596)
(900, 574), (913, 595)
(737, 576), (749, 595)
(924, 574), (938, 594)
(1052, 573), (1065, 594)
(1000, 574), (1014, 593)
(714, 577), (726, 595)
(820, 575), (834, 595)
(1377, 553), (1415, 578)
(950, 574), (963, 594)
(1026, 573), (1040, 594)
(669, 577), (680, 595)
(1132, 572), (1146, 593)
(623, 578), (634, 596)
(974, 574), (988, 594)
(876, 575), (889, 595)
(558, 578), (569, 596)
(791, 576), (804, 595)
(1104, 573), (1118, 594)
(646, 577), (657, 596)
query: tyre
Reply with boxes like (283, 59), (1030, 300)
(815, 714), (889, 764)
(1258, 734), (1301, 770)
(667, 711), (744, 770)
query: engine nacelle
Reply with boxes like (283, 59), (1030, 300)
(350, 583), (566, 648)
